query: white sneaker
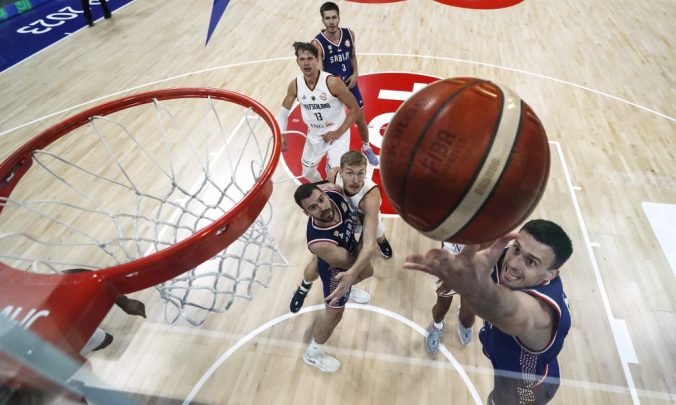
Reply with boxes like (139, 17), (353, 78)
(348, 286), (371, 304)
(303, 347), (341, 372)
(457, 307), (472, 346)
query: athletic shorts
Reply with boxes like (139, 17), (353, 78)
(301, 128), (350, 170)
(350, 85), (364, 109)
(317, 259), (350, 308)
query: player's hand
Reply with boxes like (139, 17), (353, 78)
(281, 134), (288, 152)
(325, 270), (356, 306)
(346, 74), (357, 89)
(116, 296), (147, 318)
(403, 234), (516, 295)
(321, 130), (341, 144)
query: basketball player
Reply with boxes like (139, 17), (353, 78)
(294, 183), (374, 372)
(312, 1), (379, 167)
(425, 242), (476, 353)
(289, 151), (392, 313)
(81, 0), (111, 27)
(404, 220), (573, 405)
(277, 42), (364, 183)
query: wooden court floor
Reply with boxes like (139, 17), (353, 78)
(0, 0), (674, 404)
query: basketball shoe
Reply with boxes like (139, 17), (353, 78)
(289, 281), (312, 313)
(303, 346), (341, 373)
(457, 307), (472, 346)
(348, 286), (371, 304)
(426, 322), (445, 353)
(377, 238), (393, 259)
(362, 144), (379, 166)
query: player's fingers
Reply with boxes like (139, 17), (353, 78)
(403, 260), (437, 277)
(485, 233), (517, 263)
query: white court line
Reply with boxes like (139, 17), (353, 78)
(551, 141), (640, 404)
(139, 321), (672, 401)
(2, 53), (674, 138)
(182, 303), (482, 405)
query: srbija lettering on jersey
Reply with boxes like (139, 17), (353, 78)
(314, 28), (355, 84)
(296, 71), (346, 135)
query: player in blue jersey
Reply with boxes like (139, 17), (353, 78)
(294, 183), (374, 372)
(312, 2), (379, 167)
(404, 220), (573, 404)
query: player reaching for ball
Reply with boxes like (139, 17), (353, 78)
(277, 42), (365, 183)
(405, 220), (573, 405)
(289, 151), (392, 313)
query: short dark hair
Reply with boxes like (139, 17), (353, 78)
(294, 183), (321, 209)
(293, 41), (318, 58)
(520, 219), (573, 269)
(320, 2), (339, 17)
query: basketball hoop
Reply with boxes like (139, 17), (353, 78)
(0, 88), (287, 367)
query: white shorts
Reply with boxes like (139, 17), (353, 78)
(301, 128), (350, 170)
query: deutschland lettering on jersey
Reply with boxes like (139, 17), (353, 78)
(306, 191), (356, 270)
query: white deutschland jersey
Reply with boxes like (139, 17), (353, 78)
(296, 71), (346, 137)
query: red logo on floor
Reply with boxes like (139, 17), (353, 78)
(282, 72), (441, 216)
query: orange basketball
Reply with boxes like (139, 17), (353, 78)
(379, 77), (550, 244)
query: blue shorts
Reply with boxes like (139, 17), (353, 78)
(318, 259), (351, 308)
(350, 85), (364, 109)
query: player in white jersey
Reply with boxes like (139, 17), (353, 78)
(289, 151), (392, 313)
(277, 42), (363, 183)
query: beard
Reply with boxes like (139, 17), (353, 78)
(320, 207), (335, 222)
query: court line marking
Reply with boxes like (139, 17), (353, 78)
(181, 303), (482, 405)
(2, 53), (673, 139)
(552, 140), (640, 404)
(135, 320), (672, 401)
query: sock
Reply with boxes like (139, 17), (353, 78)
(434, 321), (444, 330)
(362, 142), (370, 150)
(299, 279), (312, 292)
(308, 338), (324, 355)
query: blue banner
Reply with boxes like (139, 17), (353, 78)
(0, 0), (133, 73)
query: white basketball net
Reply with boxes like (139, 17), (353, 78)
(0, 92), (287, 325)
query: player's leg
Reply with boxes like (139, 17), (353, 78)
(99, 0), (112, 18)
(290, 256), (320, 313)
(303, 263), (349, 372)
(301, 138), (324, 182)
(426, 282), (454, 353)
(374, 213), (393, 259)
(351, 86), (379, 166)
(457, 296), (476, 346)
(81, 0), (94, 26)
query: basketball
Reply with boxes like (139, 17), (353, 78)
(379, 77), (550, 244)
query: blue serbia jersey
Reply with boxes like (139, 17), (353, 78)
(314, 28), (355, 83)
(306, 190), (356, 268)
(479, 251), (572, 401)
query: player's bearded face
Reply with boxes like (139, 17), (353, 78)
(320, 206), (335, 222)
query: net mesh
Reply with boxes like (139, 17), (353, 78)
(0, 91), (286, 325)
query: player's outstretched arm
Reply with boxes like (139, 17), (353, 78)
(404, 236), (555, 349)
